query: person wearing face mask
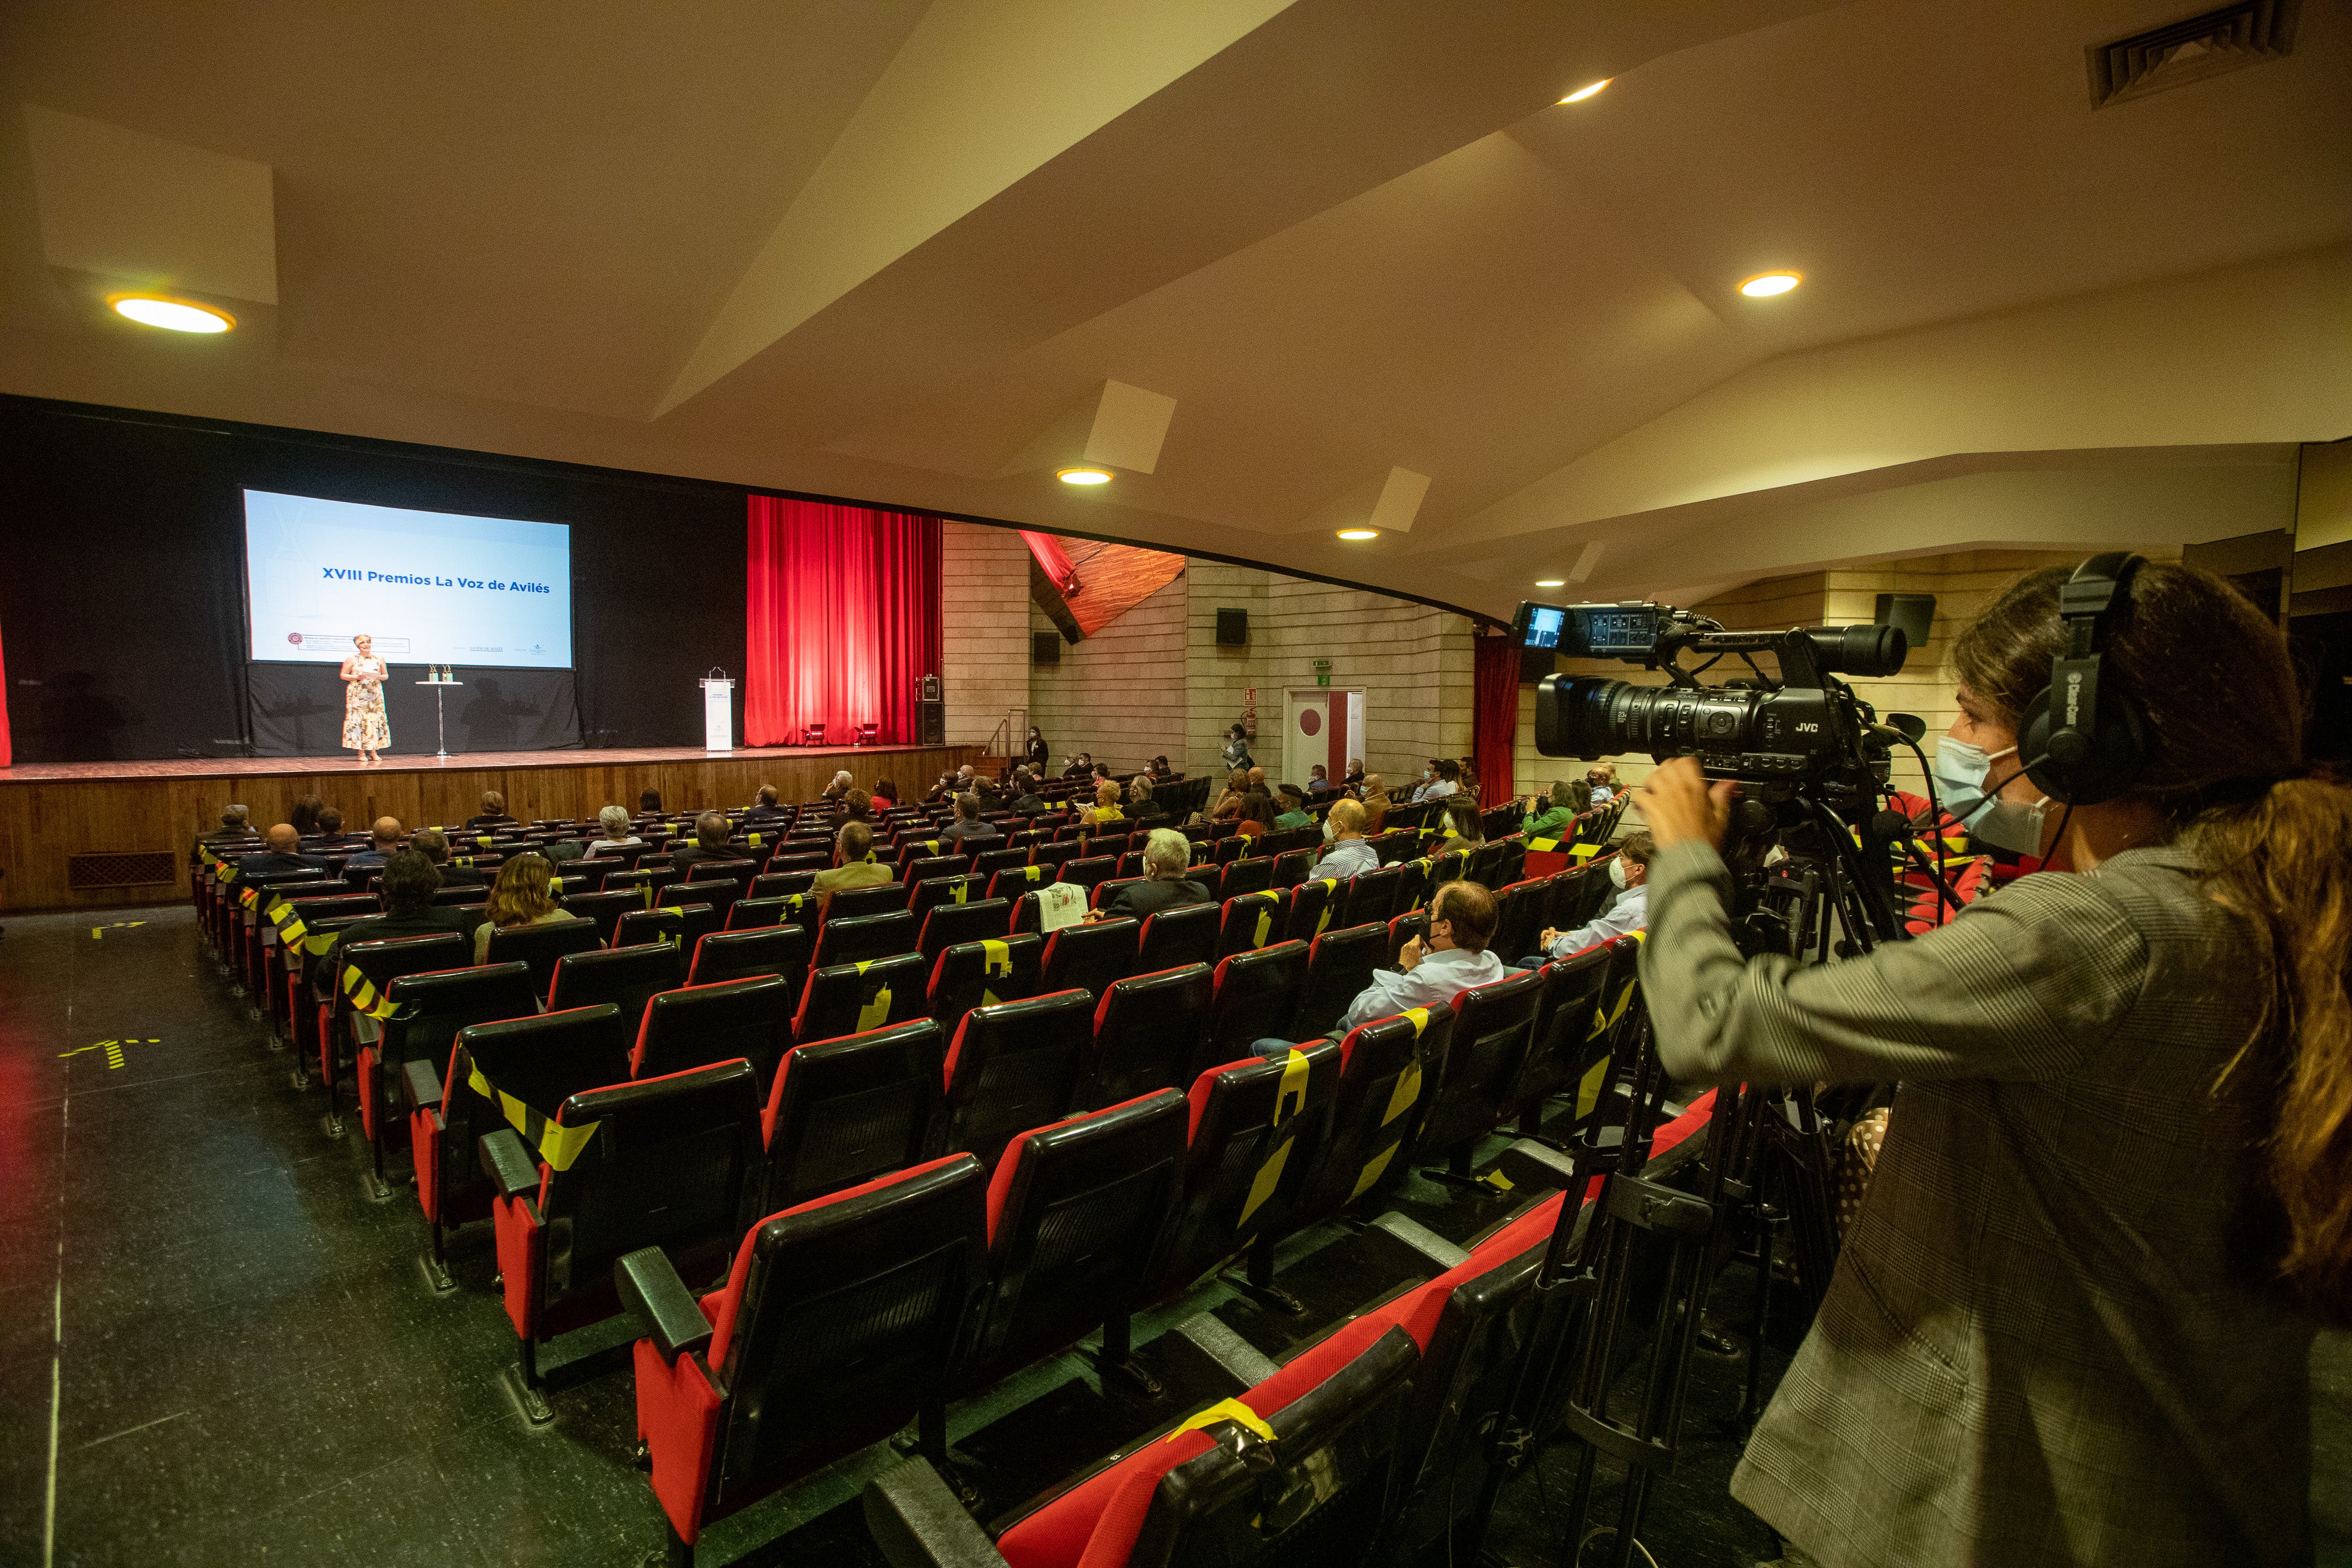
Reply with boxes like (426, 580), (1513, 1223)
(1025, 727), (1051, 771)
(1522, 832), (1651, 964)
(1253, 879), (1504, 1057)
(1635, 557), (2351, 1568)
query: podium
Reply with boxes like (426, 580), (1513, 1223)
(700, 673), (734, 753)
(413, 674), (463, 760)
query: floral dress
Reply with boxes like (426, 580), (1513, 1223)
(342, 656), (389, 750)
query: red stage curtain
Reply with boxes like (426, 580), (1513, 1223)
(744, 497), (942, 747)
(1472, 634), (1519, 803)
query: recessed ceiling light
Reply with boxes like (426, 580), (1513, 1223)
(1535, 579), (1566, 588)
(1558, 79), (1609, 103)
(1739, 272), (1801, 298)
(1056, 466), (1112, 486)
(1336, 529), (1379, 541)
(109, 293), (234, 333)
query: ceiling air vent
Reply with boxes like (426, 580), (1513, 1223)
(2087, 1), (2300, 108)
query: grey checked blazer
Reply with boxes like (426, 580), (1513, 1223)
(1642, 841), (2314, 1568)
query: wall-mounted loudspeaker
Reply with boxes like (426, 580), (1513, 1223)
(918, 700), (946, 746)
(1215, 608), (1249, 647)
(1031, 632), (1062, 666)
(1873, 593), (1937, 652)
(920, 673), (943, 703)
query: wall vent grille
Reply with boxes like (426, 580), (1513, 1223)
(2087, 1), (2299, 108)
(68, 851), (178, 890)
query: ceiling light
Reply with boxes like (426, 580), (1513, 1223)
(1336, 529), (1379, 541)
(109, 293), (234, 333)
(1534, 579), (1566, 588)
(1739, 272), (1801, 298)
(1558, 79), (1609, 103)
(1055, 466), (1112, 486)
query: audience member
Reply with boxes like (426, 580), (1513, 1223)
(1258, 881), (1501, 1055)
(1519, 781), (1581, 842)
(873, 778), (900, 805)
(345, 817), (405, 870)
(940, 793), (995, 842)
(1316, 800), (1378, 880)
(1273, 785), (1313, 831)
(464, 792), (514, 830)
(1439, 797), (1484, 845)
(1097, 829), (1211, 920)
(304, 805), (358, 850)
(1061, 753), (1094, 781)
(194, 804), (252, 855)
(1148, 755), (1174, 781)
(233, 824), (328, 887)
(668, 810), (736, 873)
(410, 828), (487, 886)
(1343, 757), (1365, 791)
(1304, 764), (1335, 797)
(836, 790), (873, 825)
(1234, 791), (1276, 841)
(823, 770), (856, 802)
(1360, 774), (1391, 833)
(637, 788), (663, 817)
(1457, 757), (1481, 805)
(1087, 780), (1125, 825)
(810, 821), (893, 911)
(1526, 833), (1652, 964)
(1025, 727), (1051, 770)
(1007, 768), (1045, 815)
(323, 847), (482, 961)
(1221, 724), (1254, 771)
(745, 785), (787, 822)
(1411, 758), (1460, 804)
(1127, 777), (1165, 824)
(1210, 768), (1250, 821)
(587, 806), (643, 857)
(289, 795), (325, 838)
(472, 851), (566, 962)
(1586, 764), (1617, 804)
(1247, 765), (1265, 793)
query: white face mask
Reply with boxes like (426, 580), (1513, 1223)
(1931, 738), (2050, 856)
(1609, 857), (1629, 890)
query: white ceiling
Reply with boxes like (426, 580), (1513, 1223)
(2, 0), (2347, 619)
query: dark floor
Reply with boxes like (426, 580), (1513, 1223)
(3, 902), (2347, 1567)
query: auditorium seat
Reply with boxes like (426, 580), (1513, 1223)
(1114, 851), (1145, 879)
(684, 925), (811, 1003)
(1029, 841), (1078, 872)
(404, 1004), (633, 1291)
(565, 857), (624, 890)
(358, 960), (539, 1196)
(726, 894), (801, 930)
(279, 907), (381, 1074)
(1368, 828), (1420, 866)
(1278, 877), (1341, 945)
(1037, 915), (1140, 999)
(1426, 847), (1469, 890)
(973, 845), (1028, 880)
(1338, 864), (1402, 927)
(902, 854), (967, 885)
(483, 1058), (765, 1421)
(319, 932), (471, 1134)
(1134, 902), (1218, 971)
(1204, 940), (1308, 1065)
(1487, 878), (1546, 968)
(559, 888), (638, 945)
(619, 1154), (988, 1566)
(547, 943), (675, 1032)
(916, 898), (1010, 967)
(748, 871), (817, 902)
(940, 990), (1093, 1171)
(1268, 846), (1317, 890)
(1148, 1041), (1342, 1302)
(1085, 964), (1212, 1107)
(1054, 854), (1117, 895)
(482, 916), (602, 996)
(765, 852), (830, 876)
(1389, 857), (1434, 917)
(1292, 922), (1386, 1041)
(1213, 888), (1289, 961)
(1504, 941), (1618, 1136)
(263, 892), (376, 1038)
(926, 935), (1041, 1029)
(824, 884), (911, 923)
(1412, 965), (1545, 1181)
(1287, 1004), (1455, 1231)
(1210, 833), (1252, 867)
(790, 953), (928, 1048)
(663, 878), (744, 922)
(631, 975), (788, 1083)
(760, 1019), (946, 1211)
(237, 871), (332, 995)
(960, 1090), (1186, 1394)
(811, 908), (919, 967)
(1214, 855), (1275, 900)
(1089, 877), (1145, 911)
(612, 905), (690, 972)
(1386, 909), (1428, 967)
(907, 873), (985, 923)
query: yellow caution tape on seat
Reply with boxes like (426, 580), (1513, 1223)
(1528, 837), (1561, 852)
(338, 964), (403, 1021)
(302, 930), (340, 956)
(1165, 1398), (1277, 1446)
(1252, 904), (1273, 950)
(856, 984), (894, 1033)
(467, 1061), (602, 1171)
(1569, 843), (1602, 862)
(951, 880), (969, 905)
(1275, 1047), (1311, 1124)
(476, 836), (494, 848)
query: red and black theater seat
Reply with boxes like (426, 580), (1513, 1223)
(870, 1317), (1422, 1568)
(908, 874), (987, 924)
(282, 911), (381, 1079)
(957, 835), (1008, 864)
(1288, 922), (1382, 1043)
(1058, 855), (1120, 895)
(813, 909), (920, 967)
(790, 953), (928, 1048)
(482, 916), (601, 996)
(1089, 877), (1146, 912)
(1411, 965), (1545, 1183)
(564, 856), (624, 891)
(683, 925), (811, 1005)
(265, 892), (377, 1039)
(633, 975), (789, 1085)
(1269, 846), (1318, 890)
(926, 935), (1042, 1029)
(747, 871), (815, 902)
(725, 894), (791, 930)
(1502, 942), (1613, 1136)
(559, 888), (638, 945)
(358, 961), (540, 1198)
(619, 1154), (990, 1567)
(1150, 1041), (1341, 1303)
(238, 871), (331, 996)
(318, 932), (470, 1135)
(1338, 864), (1403, 927)
(482, 1058), (766, 1421)
(1038, 916), (1140, 1000)
(1134, 903), (1217, 972)
(1285, 1003), (1455, 1232)
(1213, 856), (1275, 901)
(687, 858), (760, 890)
(1281, 877), (1340, 944)
(826, 884), (914, 924)
(614, 903), (720, 982)
(1385, 910), (1428, 968)
(405, 1004), (633, 1290)
(1210, 833), (1252, 867)
(763, 852), (830, 877)
(940, 990), (1094, 1171)
(963, 1090), (1187, 1394)
(1086, 964), (1212, 1108)
(1212, 890), (1289, 961)
(986, 865), (1050, 902)
(1028, 840), (1079, 873)
(1389, 857), (1434, 916)
(761, 1019), (946, 1211)
(917, 898), (1011, 967)
(973, 846), (1029, 881)
(1204, 941), (1309, 1064)
(664, 878), (744, 924)
(1488, 878), (1547, 965)
(903, 854), (969, 886)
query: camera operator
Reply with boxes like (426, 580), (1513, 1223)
(1634, 560), (2348, 1568)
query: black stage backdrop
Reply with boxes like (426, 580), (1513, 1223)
(0, 396), (747, 763)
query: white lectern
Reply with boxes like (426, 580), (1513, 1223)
(414, 673), (463, 761)
(700, 672), (734, 752)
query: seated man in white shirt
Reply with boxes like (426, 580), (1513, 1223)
(1314, 798), (1379, 880)
(1255, 879), (1504, 1056)
(1521, 833), (1651, 966)
(1585, 763), (1618, 805)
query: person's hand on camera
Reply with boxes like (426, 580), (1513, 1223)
(1639, 757), (1736, 850)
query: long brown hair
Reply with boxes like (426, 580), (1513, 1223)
(485, 851), (559, 930)
(1955, 560), (2352, 1322)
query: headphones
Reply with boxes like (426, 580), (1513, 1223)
(2016, 551), (2149, 805)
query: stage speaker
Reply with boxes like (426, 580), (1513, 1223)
(1031, 633), (1061, 666)
(918, 700), (946, 746)
(1873, 593), (1936, 651)
(920, 673), (943, 702)
(1520, 646), (1556, 683)
(1215, 608), (1249, 646)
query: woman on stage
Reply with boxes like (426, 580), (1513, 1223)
(339, 634), (389, 763)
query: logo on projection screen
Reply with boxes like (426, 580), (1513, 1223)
(288, 633), (303, 644)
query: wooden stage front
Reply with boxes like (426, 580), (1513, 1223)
(0, 743), (984, 914)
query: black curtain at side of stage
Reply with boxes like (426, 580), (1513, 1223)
(0, 396), (747, 763)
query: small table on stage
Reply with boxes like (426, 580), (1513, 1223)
(415, 676), (463, 760)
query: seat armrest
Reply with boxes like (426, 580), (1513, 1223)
(477, 1128), (539, 1199)
(614, 1247), (712, 1368)
(863, 1458), (1006, 1568)
(1368, 1212), (1469, 1272)
(401, 1057), (444, 1114)
(1171, 1311), (1280, 1390)
(351, 1012), (384, 1047)
(1496, 1137), (1583, 1192)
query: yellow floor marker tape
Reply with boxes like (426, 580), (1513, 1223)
(89, 922), (148, 940)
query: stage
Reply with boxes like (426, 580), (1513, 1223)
(0, 743), (985, 914)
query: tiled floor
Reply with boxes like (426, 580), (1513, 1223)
(6, 902), (2346, 1567)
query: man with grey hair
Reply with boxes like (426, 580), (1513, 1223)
(588, 805), (643, 856)
(940, 792), (993, 843)
(1097, 827), (1211, 920)
(193, 804), (253, 859)
(669, 809), (737, 873)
